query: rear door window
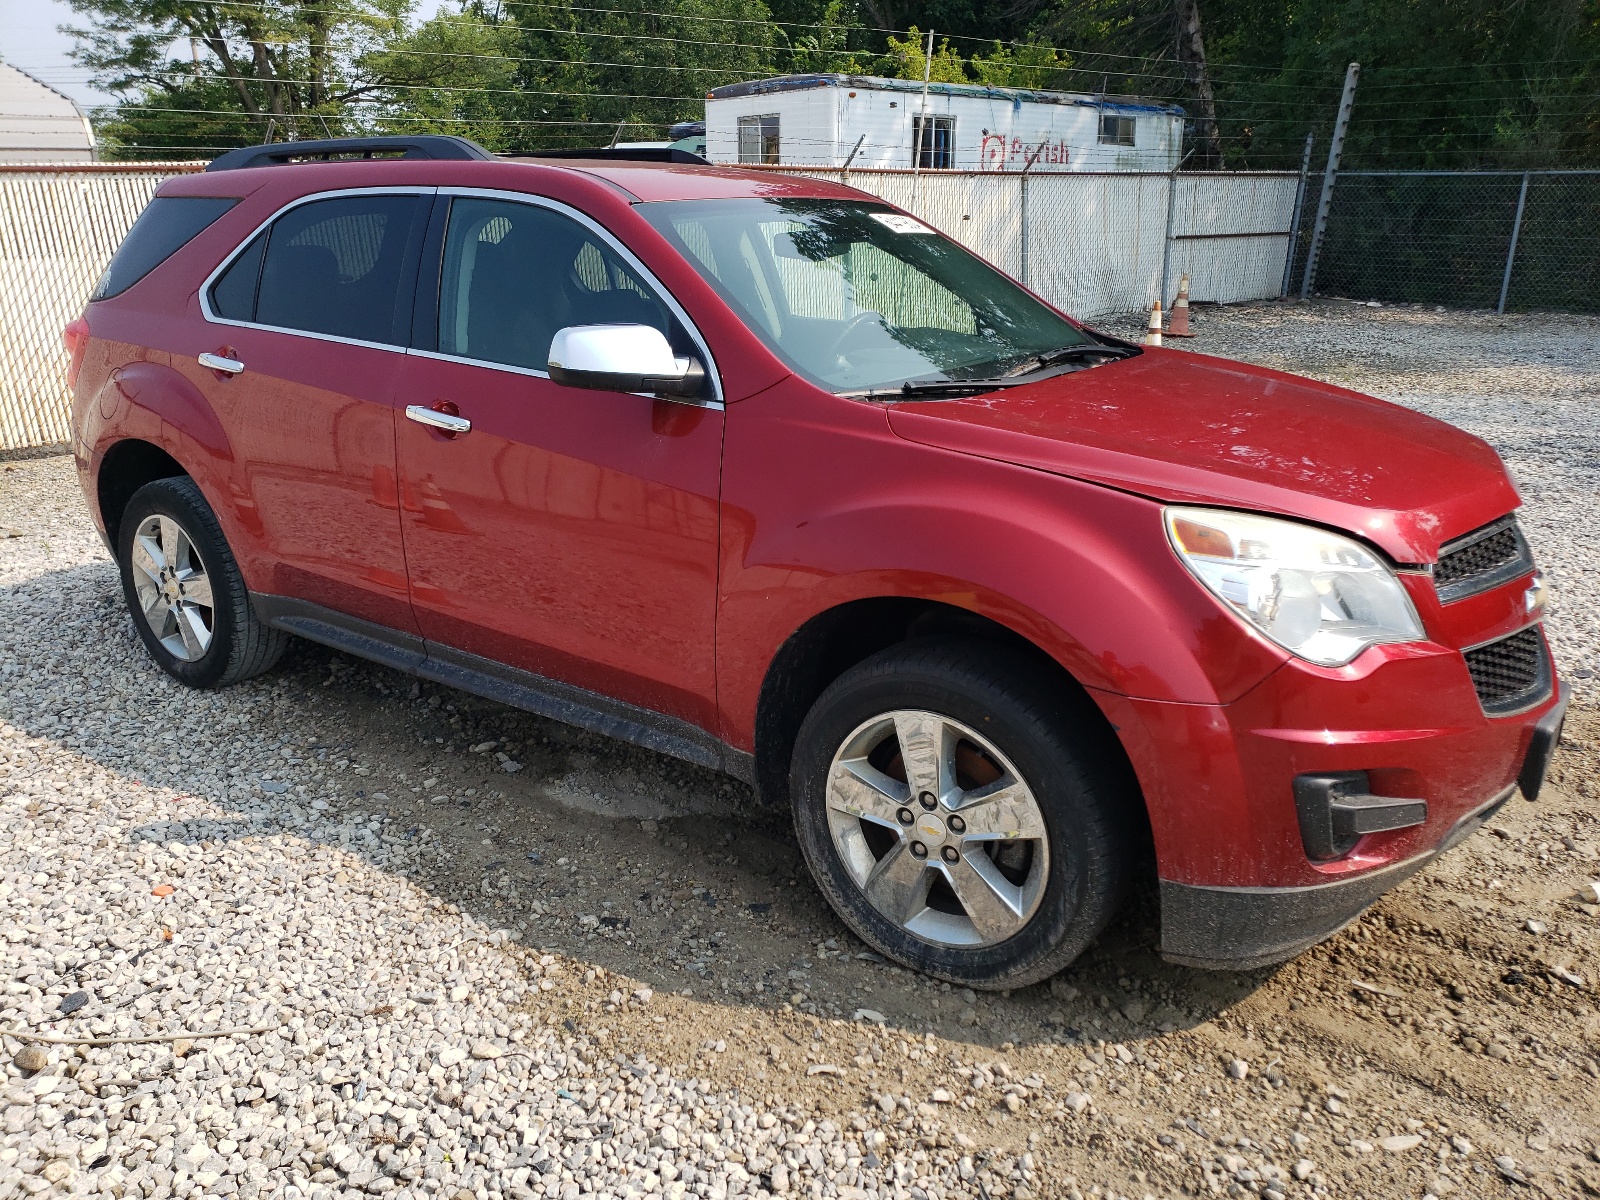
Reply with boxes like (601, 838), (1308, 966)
(93, 196), (237, 300)
(209, 193), (428, 346)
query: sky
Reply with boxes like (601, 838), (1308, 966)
(0, 0), (112, 106)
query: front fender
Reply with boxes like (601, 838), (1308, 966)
(715, 381), (1287, 750)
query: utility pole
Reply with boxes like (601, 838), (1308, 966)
(913, 28), (934, 212)
(1300, 61), (1360, 301)
(1173, 0), (1222, 168)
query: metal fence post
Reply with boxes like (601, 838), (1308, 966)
(1019, 142), (1046, 288)
(1301, 61), (1361, 301)
(912, 28), (934, 213)
(1019, 173), (1030, 288)
(1497, 171), (1531, 314)
(1281, 132), (1314, 297)
(840, 134), (865, 186)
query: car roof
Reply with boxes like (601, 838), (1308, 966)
(522, 159), (867, 203)
(164, 153), (873, 206)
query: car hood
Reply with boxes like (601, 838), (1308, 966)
(884, 349), (1519, 563)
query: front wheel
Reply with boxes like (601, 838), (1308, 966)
(790, 641), (1134, 989)
(117, 476), (287, 688)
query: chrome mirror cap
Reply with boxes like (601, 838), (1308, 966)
(547, 324), (705, 398)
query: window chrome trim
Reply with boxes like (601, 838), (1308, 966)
(424, 186), (724, 409)
(197, 183), (726, 408)
(197, 185), (438, 356)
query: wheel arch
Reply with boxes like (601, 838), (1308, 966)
(752, 597), (1152, 861)
(97, 439), (189, 549)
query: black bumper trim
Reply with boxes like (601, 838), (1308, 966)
(1518, 683), (1569, 801)
(1160, 784), (1515, 971)
(1293, 771), (1427, 861)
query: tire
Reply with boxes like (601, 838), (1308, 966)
(116, 476), (287, 688)
(790, 639), (1134, 989)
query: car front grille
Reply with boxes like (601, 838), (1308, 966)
(1463, 626), (1550, 715)
(1434, 517), (1532, 602)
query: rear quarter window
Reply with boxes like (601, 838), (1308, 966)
(92, 196), (238, 300)
(207, 193), (427, 346)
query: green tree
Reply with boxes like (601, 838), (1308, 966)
(379, 0), (788, 150)
(363, 0), (523, 145)
(880, 26), (968, 82)
(967, 40), (1072, 90)
(1020, 0), (1600, 169)
(66, 0), (414, 156)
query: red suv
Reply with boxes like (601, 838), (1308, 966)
(68, 136), (1566, 988)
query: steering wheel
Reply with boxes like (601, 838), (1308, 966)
(827, 310), (885, 359)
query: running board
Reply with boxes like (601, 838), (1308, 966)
(250, 593), (754, 784)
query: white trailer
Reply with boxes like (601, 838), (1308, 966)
(705, 74), (1184, 173)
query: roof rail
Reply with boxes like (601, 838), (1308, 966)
(205, 135), (495, 172)
(507, 147), (712, 165)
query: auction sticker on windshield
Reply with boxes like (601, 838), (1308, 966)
(871, 213), (935, 234)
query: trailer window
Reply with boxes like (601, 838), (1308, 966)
(738, 115), (781, 164)
(913, 116), (955, 169)
(1098, 113), (1136, 147)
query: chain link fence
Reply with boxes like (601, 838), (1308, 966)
(1288, 169), (1600, 312)
(753, 167), (1301, 318)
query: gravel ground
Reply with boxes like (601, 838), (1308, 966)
(2, 302), (1598, 1200)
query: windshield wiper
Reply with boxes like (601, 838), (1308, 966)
(1000, 342), (1140, 378)
(841, 340), (1141, 399)
(842, 378), (1030, 399)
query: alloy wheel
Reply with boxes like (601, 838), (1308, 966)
(129, 514), (216, 662)
(825, 710), (1050, 948)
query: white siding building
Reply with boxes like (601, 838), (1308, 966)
(706, 74), (1183, 173)
(0, 62), (97, 163)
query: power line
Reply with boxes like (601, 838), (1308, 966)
(51, 0), (1600, 97)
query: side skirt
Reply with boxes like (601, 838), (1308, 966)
(251, 593), (754, 784)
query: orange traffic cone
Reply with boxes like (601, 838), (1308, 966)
(1167, 272), (1195, 337)
(1145, 300), (1163, 347)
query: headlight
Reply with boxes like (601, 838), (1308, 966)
(1165, 507), (1425, 667)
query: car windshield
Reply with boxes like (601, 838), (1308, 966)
(637, 197), (1096, 394)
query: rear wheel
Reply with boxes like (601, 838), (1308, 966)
(117, 477), (287, 687)
(791, 640), (1133, 989)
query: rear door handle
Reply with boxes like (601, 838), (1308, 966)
(198, 352), (245, 376)
(405, 404), (471, 435)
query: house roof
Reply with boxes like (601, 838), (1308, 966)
(0, 61), (97, 163)
(706, 73), (1186, 117)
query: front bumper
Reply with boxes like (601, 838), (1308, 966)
(1158, 683), (1569, 970)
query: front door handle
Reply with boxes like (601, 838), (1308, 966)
(198, 351), (245, 376)
(406, 404), (471, 435)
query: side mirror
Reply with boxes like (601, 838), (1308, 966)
(547, 324), (706, 399)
